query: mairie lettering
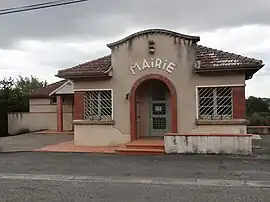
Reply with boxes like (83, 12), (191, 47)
(129, 58), (176, 75)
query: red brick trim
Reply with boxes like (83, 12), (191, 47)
(57, 96), (63, 132)
(27, 112), (72, 114)
(232, 86), (246, 119)
(130, 74), (178, 141)
(74, 91), (85, 120)
(165, 133), (253, 137)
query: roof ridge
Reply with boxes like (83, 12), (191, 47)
(107, 29), (200, 48)
(46, 79), (66, 87)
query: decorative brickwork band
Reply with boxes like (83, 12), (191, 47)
(232, 86), (246, 119)
(130, 74), (178, 141)
(74, 91), (85, 120)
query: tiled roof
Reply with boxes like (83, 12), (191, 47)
(57, 55), (111, 77)
(30, 80), (66, 98)
(56, 45), (263, 78)
(196, 45), (263, 69)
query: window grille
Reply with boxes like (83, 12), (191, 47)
(84, 90), (112, 121)
(198, 87), (232, 120)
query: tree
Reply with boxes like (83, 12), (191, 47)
(246, 96), (270, 126)
(13, 76), (47, 112)
(0, 77), (14, 98)
(0, 77), (15, 104)
(0, 76), (47, 112)
(246, 96), (270, 117)
(15, 76), (47, 96)
(0, 78), (18, 112)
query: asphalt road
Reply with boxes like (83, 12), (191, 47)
(1, 152), (270, 180)
(1, 178), (270, 202)
(0, 152), (270, 201)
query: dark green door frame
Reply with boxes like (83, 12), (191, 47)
(149, 92), (170, 136)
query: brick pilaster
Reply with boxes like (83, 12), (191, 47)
(57, 96), (63, 132)
(232, 86), (246, 119)
(74, 91), (85, 120)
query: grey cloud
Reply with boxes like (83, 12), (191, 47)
(0, 0), (270, 48)
(248, 51), (270, 76)
(45, 49), (110, 70)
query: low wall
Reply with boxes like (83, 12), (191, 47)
(73, 120), (130, 146)
(192, 125), (247, 134)
(8, 112), (73, 135)
(247, 126), (270, 135)
(164, 133), (252, 155)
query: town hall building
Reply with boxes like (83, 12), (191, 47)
(31, 29), (264, 153)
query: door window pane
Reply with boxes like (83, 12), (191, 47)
(152, 103), (166, 115)
(153, 117), (167, 129)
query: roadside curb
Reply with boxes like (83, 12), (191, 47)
(1, 150), (270, 161)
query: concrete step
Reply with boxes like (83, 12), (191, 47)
(115, 147), (165, 155)
(125, 142), (164, 150)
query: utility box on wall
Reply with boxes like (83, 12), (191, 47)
(0, 99), (8, 137)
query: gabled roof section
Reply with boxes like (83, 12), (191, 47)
(49, 80), (73, 96)
(30, 80), (66, 98)
(196, 45), (263, 69)
(107, 29), (200, 49)
(56, 55), (111, 79)
(55, 45), (263, 80)
(195, 45), (264, 79)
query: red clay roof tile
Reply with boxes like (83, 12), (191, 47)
(196, 45), (263, 69)
(30, 80), (66, 98)
(56, 45), (263, 78)
(57, 55), (111, 77)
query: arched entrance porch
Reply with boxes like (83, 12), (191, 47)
(130, 74), (178, 140)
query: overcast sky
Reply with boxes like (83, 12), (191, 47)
(0, 0), (269, 97)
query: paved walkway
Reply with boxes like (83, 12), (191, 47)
(34, 140), (117, 153)
(1, 132), (270, 156)
(34, 134), (270, 155)
(0, 133), (73, 152)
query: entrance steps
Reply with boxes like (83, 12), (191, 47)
(115, 139), (165, 155)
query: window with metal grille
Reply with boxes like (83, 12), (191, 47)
(197, 87), (233, 120)
(84, 90), (112, 121)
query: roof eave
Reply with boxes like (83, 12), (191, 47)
(193, 64), (264, 80)
(56, 71), (110, 79)
(194, 64), (263, 72)
(29, 95), (50, 99)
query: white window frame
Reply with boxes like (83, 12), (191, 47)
(195, 84), (244, 120)
(82, 89), (114, 121)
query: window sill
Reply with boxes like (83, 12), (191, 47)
(73, 120), (115, 125)
(196, 119), (249, 125)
